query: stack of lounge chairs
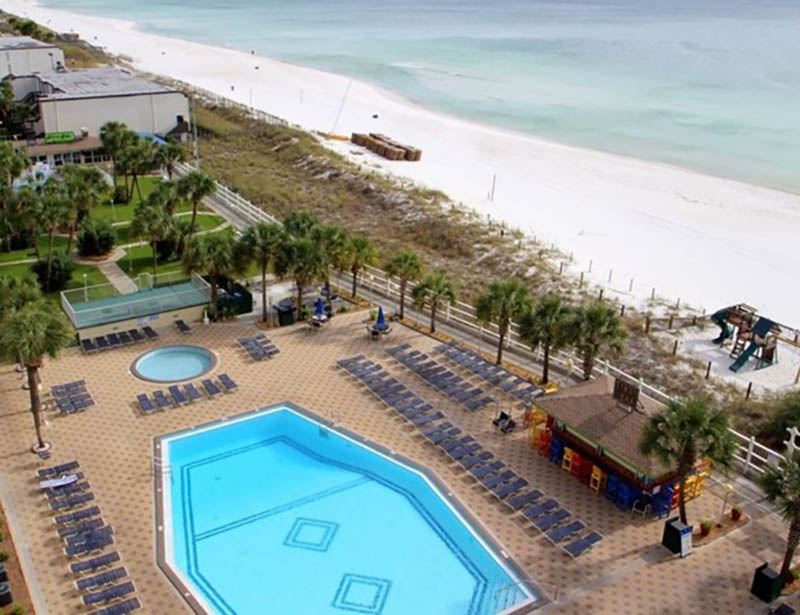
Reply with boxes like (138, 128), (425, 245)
(435, 343), (544, 405)
(136, 373), (238, 414)
(50, 380), (95, 415)
(81, 327), (158, 354)
(386, 344), (495, 411)
(238, 333), (280, 361)
(37, 460), (142, 614)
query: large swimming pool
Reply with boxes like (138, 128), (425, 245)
(158, 404), (538, 615)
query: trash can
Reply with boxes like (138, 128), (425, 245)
(751, 562), (785, 603)
(274, 301), (295, 327)
(0, 582), (12, 607)
(662, 517), (693, 557)
(0, 563), (6, 583)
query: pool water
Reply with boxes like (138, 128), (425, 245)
(162, 406), (537, 615)
(132, 345), (215, 382)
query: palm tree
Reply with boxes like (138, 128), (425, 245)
(283, 210), (319, 238)
(475, 279), (531, 365)
(276, 235), (327, 318)
(238, 222), (283, 322)
(99, 121), (133, 189)
(156, 143), (187, 180)
(313, 224), (349, 308)
(124, 137), (157, 203)
(183, 233), (239, 320)
(570, 301), (627, 380)
(639, 397), (733, 525)
(130, 204), (173, 275)
(60, 165), (107, 254)
(759, 452), (800, 580)
(385, 249), (424, 320)
(0, 274), (41, 320)
(11, 186), (43, 259)
(0, 141), (31, 249)
(39, 178), (70, 291)
(518, 295), (574, 384)
(411, 272), (457, 334)
(147, 179), (182, 215)
(347, 234), (377, 298)
(178, 170), (216, 236)
(0, 300), (72, 451)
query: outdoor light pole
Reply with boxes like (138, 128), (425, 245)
(111, 195), (117, 222)
(83, 273), (88, 301)
(718, 483), (734, 525)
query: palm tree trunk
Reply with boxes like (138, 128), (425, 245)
(152, 241), (158, 276)
(210, 274), (219, 320)
(543, 343), (550, 384)
(781, 522), (800, 579)
(496, 324), (506, 365)
(297, 281), (304, 320)
(324, 278), (332, 309)
(678, 476), (688, 525)
(261, 266), (268, 323)
(66, 222), (75, 255)
(189, 201), (199, 236)
(430, 305), (437, 333)
(399, 279), (407, 320)
(134, 174), (143, 202)
(26, 365), (45, 449)
(582, 351), (594, 380)
(351, 266), (358, 298)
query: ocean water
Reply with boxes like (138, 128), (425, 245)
(41, 0), (800, 193)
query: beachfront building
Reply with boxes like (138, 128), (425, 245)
(0, 35), (64, 78)
(6, 66), (189, 139)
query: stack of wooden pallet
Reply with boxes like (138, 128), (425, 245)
(351, 133), (422, 161)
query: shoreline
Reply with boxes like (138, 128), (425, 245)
(5, 0), (800, 325)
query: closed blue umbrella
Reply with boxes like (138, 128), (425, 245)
(314, 297), (325, 317)
(375, 305), (387, 330)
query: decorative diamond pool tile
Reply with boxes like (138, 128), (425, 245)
(332, 573), (392, 615)
(283, 517), (339, 552)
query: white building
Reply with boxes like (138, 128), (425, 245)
(9, 66), (190, 139)
(0, 36), (64, 78)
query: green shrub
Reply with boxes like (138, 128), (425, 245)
(8, 603), (24, 615)
(32, 251), (75, 292)
(0, 551), (8, 562)
(155, 237), (178, 263)
(77, 218), (116, 257)
(113, 184), (128, 204)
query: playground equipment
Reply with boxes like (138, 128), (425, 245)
(711, 304), (780, 372)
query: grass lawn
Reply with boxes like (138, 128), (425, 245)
(115, 213), (226, 245)
(0, 261), (110, 312)
(0, 235), (69, 264)
(119, 244), (184, 280)
(94, 176), (207, 223)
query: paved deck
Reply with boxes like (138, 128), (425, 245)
(0, 310), (794, 614)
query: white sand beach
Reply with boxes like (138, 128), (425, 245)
(5, 0), (800, 325)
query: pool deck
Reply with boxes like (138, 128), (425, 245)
(0, 309), (795, 615)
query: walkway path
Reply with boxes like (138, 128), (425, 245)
(73, 247), (138, 294)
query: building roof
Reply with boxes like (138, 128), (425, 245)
(535, 375), (673, 479)
(0, 35), (58, 51)
(14, 136), (103, 156)
(35, 67), (176, 100)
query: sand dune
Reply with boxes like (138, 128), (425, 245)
(6, 0), (800, 324)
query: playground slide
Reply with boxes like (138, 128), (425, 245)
(730, 342), (758, 373)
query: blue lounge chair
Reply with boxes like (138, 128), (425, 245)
(70, 551), (120, 574)
(83, 580), (135, 606)
(466, 396), (494, 411)
(336, 355), (365, 369)
(499, 377), (525, 392)
(153, 391), (172, 409)
(76, 567), (128, 591)
(452, 388), (481, 402)
(395, 397), (425, 413)
(449, 442), (482, 461)
(401, 403), (433, 419)
(118, 331), (133, 345)
(65, 535), (113, 557)
(441, 435), (474, 453)
(65, 525), (113, 546)
(219, 373), (238, 392)
(460, 451), (494, 470)
(94, 337), (109, 351)
(421, 421), (453, 437)
(55, 505), (101, 525)
(202, 379), (221, 397)
(562, 531), (603, 558)
(81, 339), (98, 354)
(107, 333), (122, 348)
(88, 597), (141, 615)
(384, 390), (413, 406)
(127, 329), (145, 343)
(136, 394), (155, 414)
(522, 499), (558, 522)
(349, 363), (379, 378)
(470, 460), (505, 481)
(57, 518), (104, 538)
(51, 492), (95, 511)
(412, 411), (444, 427)
(492, 478), (529, 500)
(143, 326), (159, 340)
(39, 460), (79, 478)
(534, 509), (570, 532)
(184, 383), (203, 402)
(175, 319), (192, 334)
(506, 490), (542, 512)
(427, 428), (461, 445)
(46, 481), (91, 499)
(168, 386), (189, 405)
(546, 520), (586, 544)
(481, 470), (516, 490)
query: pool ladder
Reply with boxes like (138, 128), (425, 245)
(150, 455), (172, 478)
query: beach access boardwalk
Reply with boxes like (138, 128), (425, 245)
(0, 311), (794, 615)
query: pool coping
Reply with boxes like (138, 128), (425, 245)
(130, 344), (218, 384)
(153, 401), (550, 614)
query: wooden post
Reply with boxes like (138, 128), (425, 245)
(608, 269), (613, 283)
(629, 278), (634, 292)
(675, 297), (681, 309)
(746, 382), (753, 400)
(672, 340), (679, 356)
(668, 315), (674, 329)
(598, 289), (604, 301)
(588, 259), (593, 273)
(559, 262), (564, 275)
(651, 288), (656, 300)
(579, 272), (584, 288)
(645, 316), (651, 334)
(705, 361), (712, 379)
(620, 305), (626, 317)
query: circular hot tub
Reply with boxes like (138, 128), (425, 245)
(131, 345), (216, 383)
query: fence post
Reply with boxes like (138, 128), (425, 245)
(745, 436), (755, 473)
(645, 316), (651, 334)
(746, 382), (753, 400)
(672, 340), (678, 356)
(608, 269), (613, 283)
(629, 278), (634, 292)
(620, 305), (626, 317)
(579, 272), (584, 288)
(588, 259), (593, 273)
(705, 361), (711, 379)
(559, 262), (564, 275)
(598, 289), (603, 301)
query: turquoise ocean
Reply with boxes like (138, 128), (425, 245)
(40, 0), (800, 193)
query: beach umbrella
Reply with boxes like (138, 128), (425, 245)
(376, 305), (386, 329)
(314, 297), (324, 317)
